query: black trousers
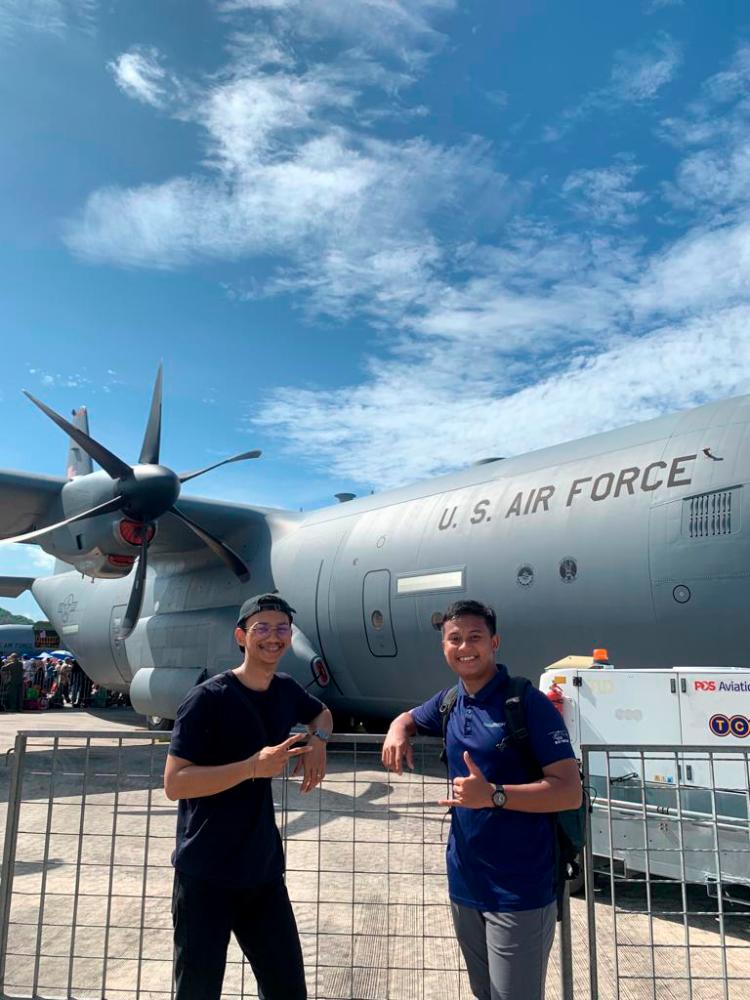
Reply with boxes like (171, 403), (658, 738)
(172, 870), (307, 1000)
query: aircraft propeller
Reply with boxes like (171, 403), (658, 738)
(2, 366), (259, 637)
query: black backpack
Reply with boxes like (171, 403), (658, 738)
(439, 675), (588, 920)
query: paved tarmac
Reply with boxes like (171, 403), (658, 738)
(0, 708), (747, 1000)
(0, 705), (146, 755)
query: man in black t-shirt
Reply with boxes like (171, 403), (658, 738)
(165, 593), (333, 1000)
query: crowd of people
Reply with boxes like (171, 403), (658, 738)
(0, 652), (125, 711)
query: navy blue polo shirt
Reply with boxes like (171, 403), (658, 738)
(411, 665), (575, 912)
(168, 670), (324, 888)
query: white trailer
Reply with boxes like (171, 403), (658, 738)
(538, 664), (750, 892)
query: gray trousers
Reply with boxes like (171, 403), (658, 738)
(451, 900), (556, 1000)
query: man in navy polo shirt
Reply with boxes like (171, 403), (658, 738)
(382, 599), (581, 1000)
(164, 593), (333, 1000)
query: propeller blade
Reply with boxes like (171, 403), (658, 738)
(24, 392), (132, 480)
(139, 365), (163, 465)
(178, 450), (261, 484)
(169, 506), (250, 581)
(120, 539), (149, 638)
(0, 496), (125, 545)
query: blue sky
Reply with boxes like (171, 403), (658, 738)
(1, 0), (749, 619)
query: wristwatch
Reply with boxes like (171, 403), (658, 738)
(491, 784), (507, 809)
(310, 728), (331, 742)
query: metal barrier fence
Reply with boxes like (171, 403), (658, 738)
(582, 744), (750, 1000)
(5, 732), (746, 999)
(0, 731), (587, 1000)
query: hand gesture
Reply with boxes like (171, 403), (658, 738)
(381, 727), (414, 774)
(438, 751), (494, 809)
(292, 736), (327, 793)
(250, 733), (312, 779)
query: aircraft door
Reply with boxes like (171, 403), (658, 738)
(109, 605), (131, 684)
(363, 570), (397, 657)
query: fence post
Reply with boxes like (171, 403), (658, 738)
(583, 747), (598, 1000)
(558, 881), (574, 1000)
(0, 732), (28, 993)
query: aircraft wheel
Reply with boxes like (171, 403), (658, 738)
(147, 715), (173, 732)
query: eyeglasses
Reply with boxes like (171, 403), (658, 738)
(243, 623), (292, 639)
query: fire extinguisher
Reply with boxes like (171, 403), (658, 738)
(546, 682), (565, 714)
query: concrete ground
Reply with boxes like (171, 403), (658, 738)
(0, 709), (747, 1000)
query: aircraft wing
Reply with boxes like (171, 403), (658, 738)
(0, 576), (35, 597)
(0, 470), (65, 539)
(150, 493), (300, 558)
(129, 492), (301, 571)
(0, 467), (300, 572)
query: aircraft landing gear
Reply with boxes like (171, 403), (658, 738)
(147, 715), (173, 732)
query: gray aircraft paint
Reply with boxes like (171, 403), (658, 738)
(6, 392), (750, 720)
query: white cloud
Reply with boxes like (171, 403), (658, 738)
(544, 34), (682, 142)
(109, 47), (179, 109)
(26, 366), (90, 390)
(62, 19), (750, 493)
(218, 0), (454, 58)
(27, 547), (56, 571)
(0, 544), (53, 622)
(562, 161), (646, 226)
(609, 34), (682, 102)
(24, 365), (125, 395)
(0, 0), (95, 40)
(254, 203), (750, 486)
(255, 304), (750, 489)
(482, 89), (509, 110)
(660, 46), (750, 215)
(646, 0), (683, 10)
(1, 543), (54, 584)
(632, 215), (750, 317)
(659, 45), (750, 148)
(67, 67), (504, 312)
(65, 0), (478, 302)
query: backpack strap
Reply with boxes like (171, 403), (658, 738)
(505, 675), (582, 921)
(439, 685), (459, 766)
(503, 676), (543, 780)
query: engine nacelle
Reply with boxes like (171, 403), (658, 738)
(38, 472), (156, 578)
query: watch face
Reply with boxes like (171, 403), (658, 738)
(492, 788), (507, 808)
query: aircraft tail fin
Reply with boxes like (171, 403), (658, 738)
(66, 406), (93, 479)
(55, 405), (93, 574)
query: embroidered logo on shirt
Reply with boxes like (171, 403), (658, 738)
(549, 730), (571, 745)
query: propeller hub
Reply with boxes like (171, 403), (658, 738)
(120, 464), (180, 521)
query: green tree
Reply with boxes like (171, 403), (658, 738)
(0, 606), (34, 626)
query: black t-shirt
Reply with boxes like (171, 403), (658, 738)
(168, 670), (324, 888)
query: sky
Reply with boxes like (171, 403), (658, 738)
(1, 0), (750, 620)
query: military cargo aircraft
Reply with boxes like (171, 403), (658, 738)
(1, 369), (748, 726)
(0, 622), (60, 658)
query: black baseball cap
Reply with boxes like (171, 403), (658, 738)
(236, 593), (296, 628)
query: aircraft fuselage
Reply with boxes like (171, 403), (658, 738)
(32, 394), (750, 720)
